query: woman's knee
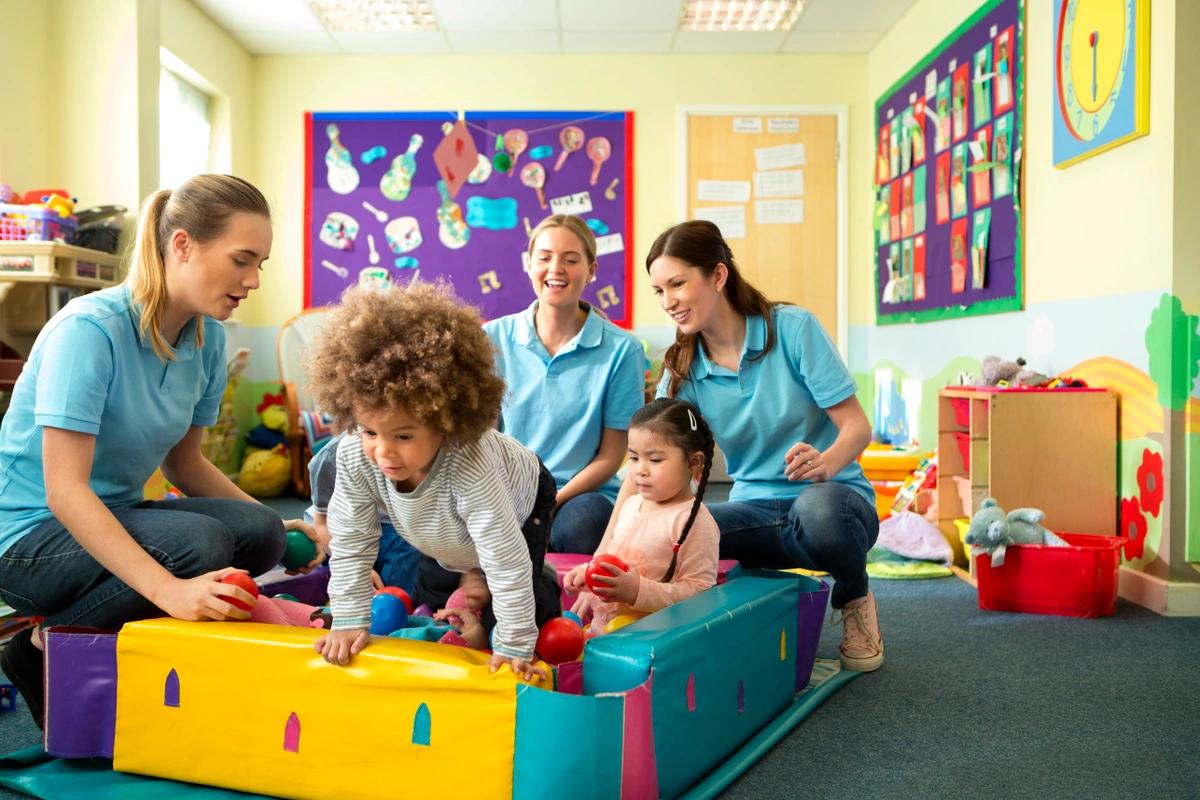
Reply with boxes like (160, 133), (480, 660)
(231, 503), (287, 572)
(788, 485), (867, 552)
(161, 519), (236, 577)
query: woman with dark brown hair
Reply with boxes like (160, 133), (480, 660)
(636, 220), (883, 672)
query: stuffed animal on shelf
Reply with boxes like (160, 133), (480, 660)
(236, 391), (292, 497)
(973, 356), (1051, 389)
(245, 391), (289, 450)
(965, 497), (1068, 567)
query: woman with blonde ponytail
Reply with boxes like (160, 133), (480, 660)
(0, 175), (301, 727)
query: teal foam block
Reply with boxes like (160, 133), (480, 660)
(512, 682), (625, 799)
(584, 571), (805, 799)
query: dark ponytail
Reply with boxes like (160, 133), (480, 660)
(628, 398), (715, 582)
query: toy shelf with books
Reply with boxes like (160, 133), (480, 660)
(936, 387), (1118, 567)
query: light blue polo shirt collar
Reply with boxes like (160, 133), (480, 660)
(125, 287), (201, 361)
(515, 300), (604, 357)
(691, 312), (767, 380)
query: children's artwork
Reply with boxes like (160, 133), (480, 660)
(1052, 0), (1150, 168)
(874, 0), (1022, 323)
(971, 44), (993, 129)
(913, 165), (927, 234)
(972, 207), (992, 290)
(951, 64), (970, 142)
(935, 152), (951, 224)
(950, 143), (968, 219)
(935, 77), (952, 153)
(993, 113), (1014, 198)
(970, 125), (992, 207)
(993, 25), (1015, 114)
(912, 99), (927, 166)
(305, 111), (634, 326)
(950, 218), (968, 293)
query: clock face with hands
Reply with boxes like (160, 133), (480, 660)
(1056, 0), (1130, 141)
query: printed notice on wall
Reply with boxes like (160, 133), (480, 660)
(754, 169), (804, 198)
(732, 117), (763, 133)
(755, 199), (804, 225)
(694, 205), (747, 239)
(767, 117), (800, 134)
(697, 180), (752, 203)
(754, 142), (806, 171)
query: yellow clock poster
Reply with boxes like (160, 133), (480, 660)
(1053, 0), (1150, 168)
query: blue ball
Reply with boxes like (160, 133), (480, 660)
(562, 611), (583, 627)
(369, 593), (409, 635)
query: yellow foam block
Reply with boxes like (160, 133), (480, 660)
(114, 619), (532, 800)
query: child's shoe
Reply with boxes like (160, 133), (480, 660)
(0, 628), (45, 728)
(838, 591), (884, 672)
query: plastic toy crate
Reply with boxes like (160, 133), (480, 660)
(975, 532), (1121, 617)
(0, 204), (77, 243)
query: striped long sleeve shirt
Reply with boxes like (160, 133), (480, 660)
(326, 428), (542, 659)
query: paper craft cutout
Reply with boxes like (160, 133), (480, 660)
(935, 153), (950, 225)
(950, 143), (968, 219)
(320, 259), (348, 279)
(324, 124), (360, 194)
(971, 125), (992, 207)
(381, 134), (424, 202)
(913, 234), (927, 300)
(950, 218), (967, 293)
(972, 44), (993, 129)
(952, 64), (970, 143)
(465, 197), (518, 230)
(360, 145), (387, 165)
(556, 126), (584, 171)
(971, 207), (991, 289)
(319, 212), (359, 251)
(435, 179), (470, 250)
(384, 216), (423, 254)
(478, 270), (501, 294)
(935, 77), (952, 153)
(993, 26), (1014, 114)
(596, 285), (619, 309)
(433, 121), (479, 199)
(993, 113), (1014, 198)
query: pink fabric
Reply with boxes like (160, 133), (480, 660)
(620, 673), (657, 800)
(247, 596), (323, 627)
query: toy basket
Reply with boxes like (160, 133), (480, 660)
(975, 532), (1121, 617)
(0, 204), (77, 243)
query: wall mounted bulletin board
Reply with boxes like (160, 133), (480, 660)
(304, 111), (634, 326)
(873, 0), (1024, 325)
(681, 106), (848, 350)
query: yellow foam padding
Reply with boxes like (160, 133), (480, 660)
(114, 618), (545, 800)
(783, 567), (830, 578)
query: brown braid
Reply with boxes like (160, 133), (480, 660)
(629, 398), (715, 582)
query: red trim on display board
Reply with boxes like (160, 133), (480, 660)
(303, 112), (313, 308)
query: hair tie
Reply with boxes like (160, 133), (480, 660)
(687, 408), (698, 431)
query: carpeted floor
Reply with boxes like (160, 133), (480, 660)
(1, 493), (1198, 798)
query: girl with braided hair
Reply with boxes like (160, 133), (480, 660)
(564, 399), (719, 633)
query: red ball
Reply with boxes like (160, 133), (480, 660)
(218, 573), (260, 612)
(376, 586), (414, 614)
(584, 554), (630, 594)
(536, 617), (585, 666)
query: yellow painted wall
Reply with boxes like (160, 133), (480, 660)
(863, 0), (1177, 324)
(246, 54), (868, 329)
(0, 0), (51, 193)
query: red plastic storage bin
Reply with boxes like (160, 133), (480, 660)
(975, 532), (1121, 617)
(952, 431), (970, 471)
(949, 396), (970, 427)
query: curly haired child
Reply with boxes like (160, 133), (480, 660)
(564, 398), (720, 632)
(308, 283), (561, 680)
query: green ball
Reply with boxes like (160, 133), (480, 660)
(275, 593), (299, 603)
(280, 529), (318, 570)
(492, 152), (512, 172)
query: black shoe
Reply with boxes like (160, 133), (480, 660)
(0, 628), (45, 729)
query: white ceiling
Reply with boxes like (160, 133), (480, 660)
(189, 0), (918, 55)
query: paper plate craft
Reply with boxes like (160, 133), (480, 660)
(587, 137), (611, 186)
(318, 212), (359, 251)
(384, 216), (423, 254)
(555, 125), (585, 171)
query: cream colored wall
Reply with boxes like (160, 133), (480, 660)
(0, 0), (51, 193)
(160, 0), (255, 176)
(246, 54), (867, 328)
(862, 0), (1177, 325)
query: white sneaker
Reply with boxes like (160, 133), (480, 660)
(838, 591), (884, 672)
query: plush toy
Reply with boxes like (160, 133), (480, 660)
(236, 444), (291, 497)
(965, 497), (1068, 567)
(974, 356), (1052, 389)
(245, 391), (289, 450)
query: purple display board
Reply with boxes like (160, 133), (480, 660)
(305, 111), (634, 327)
(873, 0), (1023, 324)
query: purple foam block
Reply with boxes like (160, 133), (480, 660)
(795, 579), (831, 690)
(44, 626), (118, 759)
(259, 564), (330, 606)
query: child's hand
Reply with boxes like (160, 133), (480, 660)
(569, 591), (597, 621)
(434, 607), (487, 649)
(459, 569), (491, 611)
(590, 560), (640, 605)
(488, 652), (547, 683)
(563, 564), (588, 594)
(315, 628), (369, 665)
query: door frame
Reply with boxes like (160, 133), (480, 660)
(676, 105), (849, 358)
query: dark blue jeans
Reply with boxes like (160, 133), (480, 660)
(707, 482), (880, 609)
(376, 522), (420, 594)
(0, 498), (286, 629)
(549, 491), (614, 555)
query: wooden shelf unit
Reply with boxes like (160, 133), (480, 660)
(937, 387), (1117, 565)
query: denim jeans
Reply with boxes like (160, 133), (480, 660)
(549, 491), (614, 555)
(0, 498), (286, 629)
(376, 522), (420, 594)
(707, 482), (880, 609)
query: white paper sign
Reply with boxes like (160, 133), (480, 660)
(755, 143), (806, 171)
(925, 69), (938, 99)
(697, 180), (752, 203)
(694, 206), (747, 240)
(754, 169), (804, 198)
(755, 200), (804, 225)
(549, 191), (593, 216)
(733, 117), (763, 133)
(767, 117), (800, 134)
(595, 233), (624, 256)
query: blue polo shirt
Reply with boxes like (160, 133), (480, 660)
(485, 302), (645, 499)
(658, 305), (873, 505)
(0, 286), (227, 555)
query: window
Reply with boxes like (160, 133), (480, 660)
(159, 66), (212, 189)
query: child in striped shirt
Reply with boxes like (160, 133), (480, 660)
(307, 283), (561, 680)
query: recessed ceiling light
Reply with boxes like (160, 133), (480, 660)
(308, 0), (439, 33)
(679, 0), (805, 32)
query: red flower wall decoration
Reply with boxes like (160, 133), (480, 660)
(1136, 449), (1164, 518)
(1120, 496), (1147, 560)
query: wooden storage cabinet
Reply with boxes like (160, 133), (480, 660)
(937, 388), (1117, 565)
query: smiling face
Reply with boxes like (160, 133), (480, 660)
(626, 426), (701, 506)
(354, 404), (445, 492)
(528, 224), (595, 309)
(648, 255), (727, 336)
(168, 211), (272, 321)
